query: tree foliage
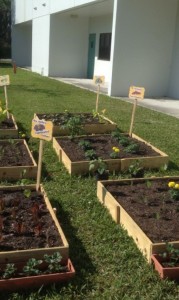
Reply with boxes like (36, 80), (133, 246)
(0, 0), (11, 58)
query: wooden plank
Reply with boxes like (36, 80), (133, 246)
(0, 184), (69, 264)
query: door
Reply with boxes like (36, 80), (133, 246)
(87, 34), (96, 79)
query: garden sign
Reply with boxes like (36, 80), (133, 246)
(129, 86), (145, 136)
(0, 75), (10, 118)
(31, 116), (53, 191)
(93, 75), (105, 112)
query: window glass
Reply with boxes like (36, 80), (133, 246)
(98, 33), (112, 61)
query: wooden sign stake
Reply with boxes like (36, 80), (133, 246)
(96, 84), (100, 112)
(129, 98), (137, 137)
(36, 139), (44, 191)
(4, 85), (10, 119)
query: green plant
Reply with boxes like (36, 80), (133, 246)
(124, 142), (140, 154)
(89, 157), (107, 175)
(23, 189), (31, 198)
(62, 115), (83, 138)
(23, 258), (43, 276)
(85, 149), (97, 160)
(44, 252), (65, 273)
(110, 146), (120, 159)
(160, 243), (179, 267)
(168, 181), (179, 201)
(3, 263), (17, 279)
(128, 160), (144, 178)
(78, 139), (91, 151)
(111, 128), (123, 141)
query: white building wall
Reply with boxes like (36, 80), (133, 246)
(49, 14), (89, 77)
(13, 0), (32, 24)
(109, 0), (178, 97)
(168, 3), (179, 98)
(32, 15), (50, 76)
(50, 0), (99, 14)
(89, 15), (112, 82)
(32, 0), (50, 18)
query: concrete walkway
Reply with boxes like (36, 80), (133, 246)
(51, 77), (179, 119)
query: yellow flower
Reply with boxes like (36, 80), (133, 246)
(175, 183), (179, 189)
(114, 147), (120, 153)
(112, 146), (116, 151)
(168, 181), (175, 188)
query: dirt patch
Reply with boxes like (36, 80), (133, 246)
(0, 189), (63, 251)
(0, 140), (33, 166)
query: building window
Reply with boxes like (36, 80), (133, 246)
(98, 33), (112, 61)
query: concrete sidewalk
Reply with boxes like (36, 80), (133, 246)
(52, 77), (179, 119)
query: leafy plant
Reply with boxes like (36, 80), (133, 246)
(23, 258), (42, 276)
(128, 160), (144, 178)
(111, 128), (123, 141)
(78, 139), (91, 151)
(160, 243), (179, 267)
(62, 115), (84, 138)
(44, 252), (64, 273)
(23, 189), (31, 198)
(89, 158), (107, 175)
(124, 142), (140, 154)
(110, 146), (120, 159)
(168, 181), (179, 201)
(85, 149), (97, 160)
(3, 263), (17, 279)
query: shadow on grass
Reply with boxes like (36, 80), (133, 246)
(168, 160), (179, 172)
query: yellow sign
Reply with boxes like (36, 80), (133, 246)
(129, 86), (145, 100)
(93, 76), (105, 85)
(31, 118), (53, 141)
(0, 75), (10, 86)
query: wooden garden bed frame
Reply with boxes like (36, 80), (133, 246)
(34, 113), (117, 136)
(0, 139), (37, 180)
(97, 177), (179, 262)
(52, 133), (169, 175)
(0, 114), (18, 138)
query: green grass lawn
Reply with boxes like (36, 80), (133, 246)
(0, 64), (179, 300)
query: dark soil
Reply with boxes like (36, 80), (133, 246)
(0, 140), (33, 166)
(0, 189), (63, 251)
(103, 178), (179, 243)
(56, 135), (160, 162)
(36, 112), (109, 125)
(0, 116), (16, 129)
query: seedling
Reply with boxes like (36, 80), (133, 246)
(62, 115), (84, 138)
(124, 142), (140, 154)
(128, 160), (144, 178)
(23, 189), (31, 198)
(3, 263), (17, 279)
(85, 149), (97, 160)
(78, 139), (91, 151)
(111, 128), (123, 141)
(23, 258), (42, 276)
(160, 243), (179, 267)
(89, 158), (107, 175)
(44, 252), (64, 273)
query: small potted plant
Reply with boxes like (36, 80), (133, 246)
(151, 243), (179, 280)
(89, 157), (109, 180)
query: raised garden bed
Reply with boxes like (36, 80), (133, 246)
(0, 139), (37, 180)
(0, 114), (18, 138)
(0, 184), (71, 290)
(0, 184), (69, 264)
(34, 112), (117, 136)
(97, 177), (179, 262)
(52, 134), (168, 175)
